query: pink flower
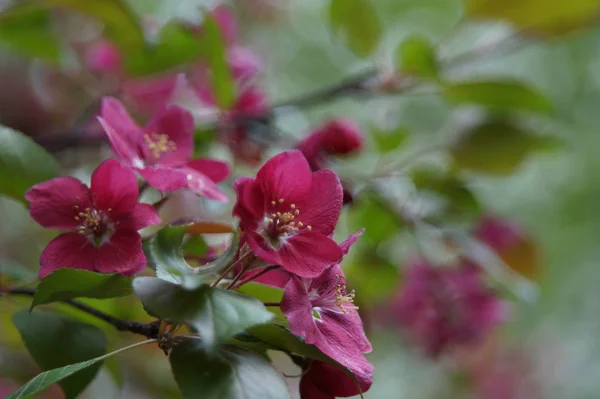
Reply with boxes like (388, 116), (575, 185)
(297, 119), (363, 171)
(84, 40), (122, 74)
(393, 261), (505, 358)
(25, 159), (161, 277)
(300, 360), (373, 399)
(281, 263), (372, 370)
(233, 150), (344, 277)
(475, 215), (523, 252)
(98, 97), (230, 201)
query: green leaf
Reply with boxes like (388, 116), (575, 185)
(329, 0), (382, 58)
(183, 235), (209, 256)
(346, 252), (400, 305)
(451, 120), (562, 175)
(133, 277), (273, 349)
(372, 127), (409, 153)
(0, 9), (62, 62)
(170, 340), (290, 399)
(396, 35), (438, 78)
(349, 192), (404, 243)
(125, 22), (203, 76)
(237, 283), (284, 320)
(464, 0), (600, 35)
(443, 81), (553, 114)
(147, 220), (239, 289)
(12, 311), (107, 399)
(5, 339), (155, 399)
(0, 125), (58, 203)
(199, 15), (236, 108)
(31, 269), (133, 310)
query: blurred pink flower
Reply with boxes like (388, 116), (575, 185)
(84, 40), (122, 74)
(26, 159), (161, 277)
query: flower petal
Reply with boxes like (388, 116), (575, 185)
(257, 150), (311, 204)
(142, 105), (194, 166)
(278, 232), (342, 278)
(187, 158), (230, 183)
(339, 229), (364, 255)
(90, 159), (139, 218)
(245, 230), (282, 266)
(93, 230), (147, 275)
(281, 275), (316, 338)
(294, 170), (343, 236)
(120, 203), (161, 231)
(233, 177), (264, 225)
(99, 97), (144, 165)
(25, 177), (91, 229)
(39, 233), (97, 277)
(300, 360), (372, 399)
(138, 166), (228, 202)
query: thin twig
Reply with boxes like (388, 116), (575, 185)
(3, 287), (160, 339)
(233, 265), (280, 289)
(210, 251), (253, 288)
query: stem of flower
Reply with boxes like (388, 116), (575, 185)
(262, 302), (281, 307)
(2, 287), (160, 339)
(232, 265), (280, 289)
(210, 251), (254, 288)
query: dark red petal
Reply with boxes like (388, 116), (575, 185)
(90, 159), (138, 217)
(39, 233), (97, 277)
(278, 232), (342, 278)
(322, 310), (372, 354)
(119, 203), (161, 231)
(257, 150), (311, 204)
(318, 119), (364, 155)
(93, 230), (147, 275)
(142, 106), (194, 166)
(301, 361), (372, 399)
(281, 276), (315, 338)
(339, 229), (364, 255)
(25, 177), (91, 229)
(294, 170), (343, 236)
(245, 230), (282, 266)
(233, 177), (264, 225)
(247, 267), (291, 289)
(187, 159), (230, 183)
(138, 166), (228, 202)
(99, 97), (144, 165)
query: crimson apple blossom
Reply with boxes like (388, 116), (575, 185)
(233, 150), (343, 277)
(98, 97), (230, 201)
(25, 159), (161, 277)
(300, 360), (373, 399)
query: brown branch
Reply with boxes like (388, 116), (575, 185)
(3, 287), (160, 339)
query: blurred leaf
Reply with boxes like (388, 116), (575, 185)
(0, 261), (37, 282)
(329, 0), (382, 58)
(31, 269), (132, 309)
(396, 35), (438, 78)
(187, 220), (234, 234)
(183, 235), (209, 256)
(411, 167), (482, 216)
(372, 127), (409, 153)
(170, 340), (290, 399)
(444, 81), (553, 114)
(12, 311), (107, 399)
(496, 235), (541, 280)
(0, 125), (58, 203)
(451, 120), (562, 175)
(349, 192), (404, 243)
(5, 339), (153, 399)
(464, 0), (600, 35)
(0, 9), (61, 61)
(133, 277), (273, 350)
(237, 283), (284, 320)
(125, 22), (202, 76)
(346, 252), (400, 305)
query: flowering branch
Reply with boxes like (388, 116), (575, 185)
(2, 287), (160, 339)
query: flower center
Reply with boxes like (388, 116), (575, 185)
(74, 206), (110, 237)
(263, 198), (312, 241)
(334, 277), (359, 313)
(143, 133), (177, 159)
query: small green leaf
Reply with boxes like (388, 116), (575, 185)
(345, 252), (400, 305)
(133, 277), (273, 350)
(170, 340), (290, 399)
(451, 120), (561, 175)
(183, 235), (209, 256)
(349, 192), (404, 243)
(0, 9), (62, 62)
(0, 125), (58, 203)
(5, 339), (155, 399)
(443, 81), (553, 114)
(12, 311), (107, 399)
(329, 0), (382, 58)
(31, 269), (133, 309)
(372, 127), (409, 153)
(396, 35), (438, 78)
(237, 283), (284, 320)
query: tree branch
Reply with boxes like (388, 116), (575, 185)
(3, 287), (160, 339)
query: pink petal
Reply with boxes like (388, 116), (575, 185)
(211, 5), (238, 45)
(90, 159), (139, 218)
(187, 158), (230, 183)
(25, 177), (91, 230)
(138, 166), (228, 202)
(278, 232), (342, 278)
(99, 97), (144, 165)
(245, 230), (282, 266)
(294, 170), (343, 236)
(121, 74), (178, 115)
(281, 275), (316, 338)
(233, 177), (264, 224)
(318, 119), (364, 155)
(39, 233), (97, 277)
(120, 203), (161, 231)
(300, 361), (372, 399)
(228, 47), (263, 82)
(93, 230), (147, 275)
(257, 150), (311, 205)
(339, 229), (364, 254)
(85, 40), (122, 74)
(142, 106), (194, 166)
(250, 268), (291, 288)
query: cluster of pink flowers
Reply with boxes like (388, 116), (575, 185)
(233, 150), (373, 397)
